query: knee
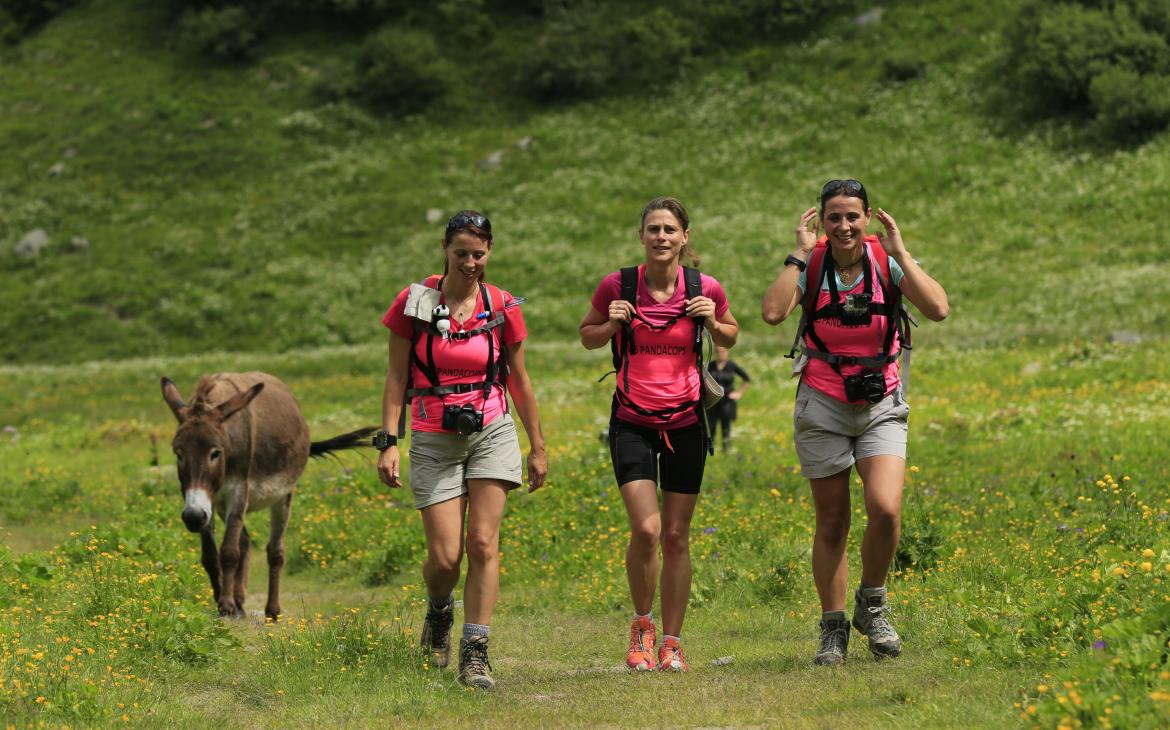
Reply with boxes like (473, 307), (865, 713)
(661, 526), (689, 557)
(427, 547), (462, 575)
(816, 514), (851, 545)
(464, 531), (499, 565)
(629, 520), (661, 551)
(867, 505), (900, 533)
(266, 543), (285, 570)
(219, 547), (241, 571)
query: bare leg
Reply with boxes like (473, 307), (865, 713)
(265, 493), (292, 620)
(619, 480), (661, 616)
(855, 456), (906, 588)
(809, 468), (852, 612)
(218, 513), (246, 617)
(463, 479), (509, 626)
(659, 491), (699, 637)
(419, 496), (467, 604)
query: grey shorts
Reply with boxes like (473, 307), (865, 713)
(793, 381), (909, 479)
(408, 412), (523, 510)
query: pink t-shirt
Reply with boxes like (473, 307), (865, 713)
(800, 246), (901, 404)
(382, 280), (527, 433)
(592, 266), (730, 429)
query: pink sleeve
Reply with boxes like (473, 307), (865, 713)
(590, 271), (622, 315)
(502, 290), (528, 345)
(701, 274), (730, 317)
(380, 286), (415, 340)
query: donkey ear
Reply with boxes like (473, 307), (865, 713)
(160, 377), (188, 423)
(215, 382), (264, 421)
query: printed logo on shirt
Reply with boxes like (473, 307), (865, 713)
(438, 367), (483, 379)
(635, 344), (687, 357)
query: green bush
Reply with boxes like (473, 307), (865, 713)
(0, 0), (78, 44)
(1003, 0), (1170, 135)
(355, 25), (453, 111)
(178, 4), (261, 60)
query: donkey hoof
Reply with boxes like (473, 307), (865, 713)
(218, 604), (244, 618)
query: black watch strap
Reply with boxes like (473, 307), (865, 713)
(784, 254), (808, 272)
(373, 429), (398, 451)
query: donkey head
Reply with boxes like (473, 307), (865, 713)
(160, 377), (264, 533)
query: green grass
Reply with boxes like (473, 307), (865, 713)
(3, 0), (1170, 727)
(3, 340), (1170, 726)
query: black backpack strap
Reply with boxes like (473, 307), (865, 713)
(683, 266), (713, 454)
(603, 266), (640, 385)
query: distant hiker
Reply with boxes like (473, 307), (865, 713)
(761, 179), (948, 666)
(375, 210), (547, 690)
(579, 196), (740, 673)
(705, 345), (750, 453)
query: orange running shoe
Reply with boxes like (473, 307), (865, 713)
(626, 616), (657, 671)
(657, 636), (689, 672)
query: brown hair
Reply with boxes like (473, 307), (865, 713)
(640, 196), (700, 268)
(442, 209), (492, 279)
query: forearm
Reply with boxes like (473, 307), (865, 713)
(762, 259), (804, 325)
(381, 369), (408, 433)
(508, 376), (545, 452)
(580, 320), (619, 350)
(893, 251), (949, 321)
(705, 318), (738, 348)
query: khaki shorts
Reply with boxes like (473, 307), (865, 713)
(408, 413), (523, 510)
(793, 381), (909, 479)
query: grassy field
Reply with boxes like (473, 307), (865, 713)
(2, 338), (1170, 727)
(3, 0), (1170, 727)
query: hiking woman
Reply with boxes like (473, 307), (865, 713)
(705, 345), (750, 453)
(376, 210), (547, 690)
(761, 179), (948, 665)
(580, 196), (739, 672)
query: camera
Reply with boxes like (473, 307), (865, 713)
(844, 371), (886, 404)
(442, 404), (484, 435)
(839, 293), (872, 326)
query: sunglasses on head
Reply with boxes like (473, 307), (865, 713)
(446, 213), (492, 237)
(821, 179), (866, 198)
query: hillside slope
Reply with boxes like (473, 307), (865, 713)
(1, 0), (1167, 365)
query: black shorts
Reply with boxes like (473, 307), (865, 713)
(608, 419), (707, 494)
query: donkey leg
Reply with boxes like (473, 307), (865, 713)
(218, 513), (247, 617)
(199, 525), (222, 606)
(265, 493), (293, 620)
(235, 525), (251, 614)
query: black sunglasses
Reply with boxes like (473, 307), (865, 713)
(446, 213), (492, 237)
(821, 179), (865, 197)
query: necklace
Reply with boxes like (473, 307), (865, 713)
(834, 254), (865, 286)
(445, 288), (479, 321)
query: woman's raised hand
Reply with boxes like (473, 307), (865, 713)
(796, 207), (819, 254)
(875, 208), (907, 256)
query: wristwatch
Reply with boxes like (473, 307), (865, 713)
(784, 254), (808, 272)
(372, 429), (398, 451)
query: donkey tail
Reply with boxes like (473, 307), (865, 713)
(310, 426), (378, 459)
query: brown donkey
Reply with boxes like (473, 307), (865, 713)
(160, 372), (373, 619)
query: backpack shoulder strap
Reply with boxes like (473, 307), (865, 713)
(802, 238), (830, 312)
(865, 236), (891, 289)
(620, 266), (638, 305)
(682, 265), (702, 302)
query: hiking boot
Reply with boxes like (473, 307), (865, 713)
(657, 636), (689, 672)
(626, 615), (657, 671)
(420, 602), (454, 668)
(457, 636), (495, 690)
(813, 617), (850, 666)
(852, 586), (902, 659)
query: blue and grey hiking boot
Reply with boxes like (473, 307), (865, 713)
(813, 615), (850, 666)
(852, 586), (902, 659)
(420, 602), (454, 668)
(457, 636), (496, 690)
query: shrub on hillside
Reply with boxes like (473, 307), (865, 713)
(1003, 0), (1170, 136)
(355, 25), (454, 111)
(0, 0), (78, 44)
(178, 4), (261, 60)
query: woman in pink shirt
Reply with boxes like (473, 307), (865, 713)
(376, 210), (547, 690)
(761, 180), (948, 666)
(580, 197), (739, 672)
